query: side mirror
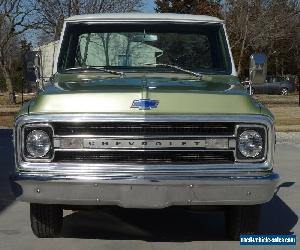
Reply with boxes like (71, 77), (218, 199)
(24, 51), (42, 88)
(249, 53), (267, 85)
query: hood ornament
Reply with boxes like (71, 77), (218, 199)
(131, 99), (159, 110)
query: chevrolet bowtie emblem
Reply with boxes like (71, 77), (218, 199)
(131, 99), (159, 110)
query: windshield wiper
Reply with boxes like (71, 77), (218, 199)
(144, 63), (202, 79)
(63, 66), (125, 78)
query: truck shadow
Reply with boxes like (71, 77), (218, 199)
(61, 192), (298, 241)
(0, 129), (15, 214)
(260, 192), (298, 235)
(62, 207), (227, 241)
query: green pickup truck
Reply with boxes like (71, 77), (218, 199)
(11, 13), (278, 240)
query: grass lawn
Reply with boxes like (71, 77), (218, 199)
(0, 94), (33, 127)
(0, 115), (15, 128)
(1, 93), (300, 131)
(253, 93), (300, 132)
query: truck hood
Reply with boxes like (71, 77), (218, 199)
(28, 73), (262, 115)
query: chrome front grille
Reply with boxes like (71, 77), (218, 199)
(15, 114), (274, 175)
(51, 122), (236, 164)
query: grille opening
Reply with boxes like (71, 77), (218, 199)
(53, 122), (235, 136)
(54, 150), (234, 164)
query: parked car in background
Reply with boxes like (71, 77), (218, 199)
(285, 75), (299, 92)
(244, 76), (296, 95)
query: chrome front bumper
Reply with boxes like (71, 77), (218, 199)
(11, 172), (279, 208)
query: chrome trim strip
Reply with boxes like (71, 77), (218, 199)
(12, 171), (278, 181)
(17, 160), (272, 175)
(55, 137), (232, 150)
(15, 113), (274, 123)
(54, 148), (235, 152)
(54, 134), (236, 138)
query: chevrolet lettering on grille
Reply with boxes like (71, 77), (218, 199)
(83, 138), (229, 149)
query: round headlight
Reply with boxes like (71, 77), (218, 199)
(26, 130), (51, 158)
(238, 130), (263, 158)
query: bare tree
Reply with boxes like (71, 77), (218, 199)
(99, 33), (112, 66)
(224, 0), (300, 76)
(0, 0), (38, 104)
(155, 0), (222, 18)
(35, 0), (143, 41)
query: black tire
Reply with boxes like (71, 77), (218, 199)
(280, 87), (288, 95)
(225, 205), (260, 240)
(30, 203), (63, 238)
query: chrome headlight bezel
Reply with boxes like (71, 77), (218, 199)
(22, 124), (54, 162)
(235, 125), (267, 162)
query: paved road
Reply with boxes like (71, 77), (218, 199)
(0, 129), (299, 250)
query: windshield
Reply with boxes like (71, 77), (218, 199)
(58, 22), (232, 75)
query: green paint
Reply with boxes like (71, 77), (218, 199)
(17, 72), (273, 120)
